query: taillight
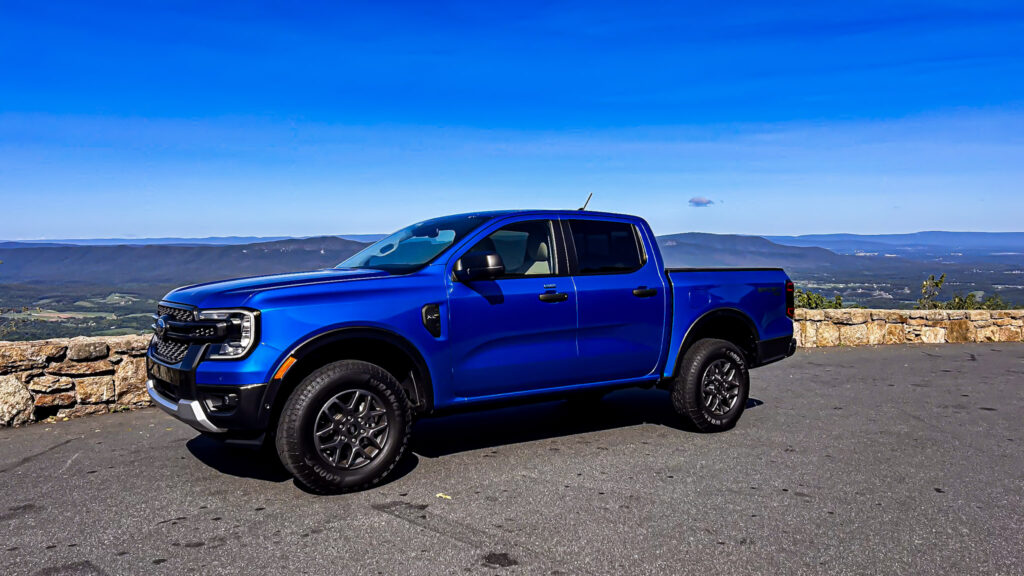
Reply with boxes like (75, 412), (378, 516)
(785, 280), (795, 318)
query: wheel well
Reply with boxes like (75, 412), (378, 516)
(673, 310), (759, 377)
(265, 331), (433, 431)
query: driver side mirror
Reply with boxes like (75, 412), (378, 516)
(454, 251), (505, 282)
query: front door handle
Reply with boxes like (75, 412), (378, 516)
(633, 287), (658, 298)
(538, 292), (569, 303)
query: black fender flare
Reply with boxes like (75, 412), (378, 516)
(671, 308), (760, 378)
(257, 326), (434, 427)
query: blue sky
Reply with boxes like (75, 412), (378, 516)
(1, 1), (1022, 238)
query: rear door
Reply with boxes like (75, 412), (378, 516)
(565, 217), (667, 382)
(447, 218), (579, 398)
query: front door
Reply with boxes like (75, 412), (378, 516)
(448, 218), (578, 399)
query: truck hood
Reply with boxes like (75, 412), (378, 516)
(162, 268), (392, 309)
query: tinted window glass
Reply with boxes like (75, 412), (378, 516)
(338, 213), (490, 273)
(569, 220), (644, 274)
(468, 220), (555, 277)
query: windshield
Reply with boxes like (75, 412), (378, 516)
(337, 214), (492, 273)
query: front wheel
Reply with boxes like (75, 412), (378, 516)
(671, 338), (750, 432)
(276, 360), (411, 494)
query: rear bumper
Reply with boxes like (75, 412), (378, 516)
(754, 335), (797, 368)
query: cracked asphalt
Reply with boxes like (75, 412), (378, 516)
(1, 343), (1022, 575)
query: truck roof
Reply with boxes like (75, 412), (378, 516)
(451, 209), (642, 220)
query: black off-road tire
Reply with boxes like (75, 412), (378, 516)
(671, 338), (750, 432)
(276, 360), (411, 494)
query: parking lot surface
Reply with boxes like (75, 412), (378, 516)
(1, 343), (1022, 575)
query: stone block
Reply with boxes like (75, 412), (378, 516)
(0, 374), (34, 426)
(976, 326), (1000, 342)
(57, 404), (108, 419)
(115, 356), (150, 406)
(816, 322), (840, 347)
(45, 359), (115, 377)
(0, 342), (66, 374)
(77, 376), (115, 404)
(997, 326), (1023, 342)
(966, 310), (991, 321)
(839, 323), (869, 346)
(805, 310), (825, 321)
(67, 338), (109, 361)
(919, 326), (946, 344)
(867, 321), (886, 345)
(34, 391), (76, 408)
(884, 324), (907, 344)
(106, 335), (150, 356)
(800, 321), (818, 348)
(26, 375), (74, 393)
(946, 320), (975, 343)
(829, 310), (871, 325)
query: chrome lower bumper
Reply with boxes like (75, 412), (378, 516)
(147, 379), (226, 434)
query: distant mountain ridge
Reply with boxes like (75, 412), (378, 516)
(0, 234), (386, 248)
(766, 231), (1024, 262)
(0, 236), (368, 285)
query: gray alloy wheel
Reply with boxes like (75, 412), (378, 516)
(700, 358), (742, 417)
(312, 389), (391, 470)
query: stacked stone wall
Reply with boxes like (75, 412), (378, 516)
(793, 309), (1024, 348)
(0, 335), (150, 427)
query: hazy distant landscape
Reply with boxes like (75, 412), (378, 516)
(2, 231), (1023, 341)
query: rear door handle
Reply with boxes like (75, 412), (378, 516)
(538, 292), (569, 303)
(633, 287), (658, 298)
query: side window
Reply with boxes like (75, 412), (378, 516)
(569, 220), (645, 274)
(467, 220), (556, 278)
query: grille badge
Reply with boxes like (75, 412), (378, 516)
(154, 315), (170, 339)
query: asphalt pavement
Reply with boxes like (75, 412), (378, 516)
(1, 343), (1022, 575)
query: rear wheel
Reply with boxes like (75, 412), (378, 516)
(276, 360), (411, 494)
(671, 338), (749, 432)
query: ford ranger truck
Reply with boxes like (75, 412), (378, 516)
(147, 210), (796, 493)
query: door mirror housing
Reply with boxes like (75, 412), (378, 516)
(454, 251), (505, 282)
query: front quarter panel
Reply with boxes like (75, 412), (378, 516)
(193, 270), (450, 391)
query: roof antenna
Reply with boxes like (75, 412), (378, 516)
(578, 192), (593, 211)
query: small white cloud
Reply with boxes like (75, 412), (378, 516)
(688, 196), (714, 207)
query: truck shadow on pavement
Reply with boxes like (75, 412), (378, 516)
(182, 389), (763, 488)
(184, 434), (421, 488)
(412, 388), (764, 458)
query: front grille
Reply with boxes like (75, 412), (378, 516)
(151, 303), (196, 364)
(158, 304), (195, 322)
(153, 337), (189, 364)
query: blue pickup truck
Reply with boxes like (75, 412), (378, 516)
(147, 210), (795, 493)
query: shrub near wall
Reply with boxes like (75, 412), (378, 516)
(794, 309), (1024, 348)
(0, 335), (151, 427)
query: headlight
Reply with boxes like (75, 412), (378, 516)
(198, 309), (257, 359)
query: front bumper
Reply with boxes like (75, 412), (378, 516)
(147, 351), (269, 434)
(147, 380), (226, 433)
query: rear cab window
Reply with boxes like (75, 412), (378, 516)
(566, 219), (647, 274)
